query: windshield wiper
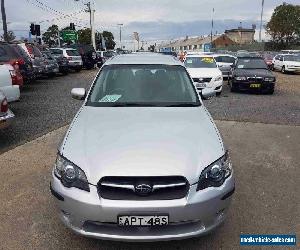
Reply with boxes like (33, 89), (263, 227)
(111, 103), (158, 107)
(165, 103), (200, 107)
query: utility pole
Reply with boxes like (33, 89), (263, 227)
(210, 8), (214, 45)
(1, 0), (8, 42)
(118, 23), (123, 49)
(85, 1), (96, 49)
(259, 0), (265, 42)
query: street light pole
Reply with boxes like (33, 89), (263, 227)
(85, 1), (96, 49)
(1, 0), (8, 42)
(118, 23), (123, 49)
(259, 0), (265, 42)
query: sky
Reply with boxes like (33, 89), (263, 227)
(2, 0), (299, 48)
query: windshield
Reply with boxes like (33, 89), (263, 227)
(66, 50), (80, 56)
(284, 55), (300, 62)
(184, 57), (216, 68)
(87, 65), (200, 107)
(214, 56), (235, 64)
(236, 58), (268, 69)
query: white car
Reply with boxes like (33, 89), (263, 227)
(50, 48), (83, 72)
(184, 55), (223, 96)
(213, 54), (236, 79)
(272, 54), (300, 73)
(0, 64), (20, 102)
(0, 90), (15, 130)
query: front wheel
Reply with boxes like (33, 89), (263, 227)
(281, 66), (286, 74)
(230, 81), (238, 92)
(216, 91), (222, 96)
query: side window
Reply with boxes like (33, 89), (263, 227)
(279, 56), (283, 61)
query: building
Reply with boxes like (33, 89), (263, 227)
(224, 28), (255, 45)
(158, 34), (236, 52)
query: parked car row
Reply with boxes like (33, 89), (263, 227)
(0, 41), (123, 130)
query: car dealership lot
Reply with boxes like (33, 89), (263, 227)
(0, 70), (299, 249)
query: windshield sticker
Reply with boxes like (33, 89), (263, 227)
(201, 57), (214, 63)
(237, 65), (244, 68)
(99, 95), (121, 102)
(186, 59), (193, 63)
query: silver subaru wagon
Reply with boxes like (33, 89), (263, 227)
(50, 53), (235, 241)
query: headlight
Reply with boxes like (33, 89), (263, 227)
(196, 151), (232, 191)
(214, 75), (223, 81)
(235, 76), (246, 81)
(264, 77), (275, 82)
(54, 154), (90, 192)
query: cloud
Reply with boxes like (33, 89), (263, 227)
(2, 0), (299, 42)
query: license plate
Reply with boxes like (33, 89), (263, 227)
(118, 215), (169, 226)
(250, 83), (261, 88)
(196, 83), (206, 88)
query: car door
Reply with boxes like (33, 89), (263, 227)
(274, 56), (282, 70)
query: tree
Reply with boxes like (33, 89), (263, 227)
(77, 28), (91, 44)
(42, 25), (59, 47)
(102, 31), (116, 50)
(1, 30), (15, 42)
(77, 29), (116, 50)
(266, 3), (300, 46)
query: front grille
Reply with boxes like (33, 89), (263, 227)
(247, 76), (263, 82)
(192, 77), (212, 83)
(97, 176), (189, 200)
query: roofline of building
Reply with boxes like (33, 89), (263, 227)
(225, 28), (255, 33)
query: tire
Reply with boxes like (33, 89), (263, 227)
(267, 87), (274, 95)
(216, 91), (222, 96)
(281, 66), (286, 74)
(230, 82), (238, 92)
(75, 68), (82, 72)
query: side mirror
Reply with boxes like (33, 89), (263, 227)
(71, 88), (86, 100)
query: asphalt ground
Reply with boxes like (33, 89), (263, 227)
(0, 121), (299, 250)
(0, 70), (299, 154)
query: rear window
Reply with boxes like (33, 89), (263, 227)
(49, 49), (63, 55)
(25, 44), (42, 57)
(0, 44), (19, 61)
(214, 56), (235, 64)
(66, 50), (80, 56)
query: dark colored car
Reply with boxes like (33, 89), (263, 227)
(263, 53), (276, 69)
(0, 42), (35, 83)
(230, 57), (276, 94)
(69, 44), (98, 70)
(41, 51), (59, 77)
(47, 49), (69, 74)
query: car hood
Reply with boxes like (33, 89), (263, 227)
(61, 106), (224, 185)
(234, 68), (274, 77)
(186, 68), (222, 78)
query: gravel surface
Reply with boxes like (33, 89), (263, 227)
(204, 72), (300, 126)
(0, 70), (299, 153)
(0, 70), (97, 153)
(1, 121), (299, 250)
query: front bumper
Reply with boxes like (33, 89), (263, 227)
(0, 109), (15, 129)
(232, 80), (275, 92)
(50, 171), (235, 241)
(195, 79), (223, 94)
